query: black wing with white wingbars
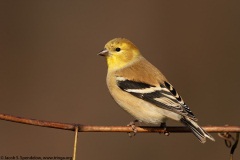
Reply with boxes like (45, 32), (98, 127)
(116, 76), (197, 121)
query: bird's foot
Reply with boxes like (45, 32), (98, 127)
(127, 120), (139, 138)
(160, 122), (170, 136)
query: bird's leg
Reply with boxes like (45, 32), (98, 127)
(160, 122), (170, 136)
(127, 120), (139, 137)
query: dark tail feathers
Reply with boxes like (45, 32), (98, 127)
(181, 117), (215, 143)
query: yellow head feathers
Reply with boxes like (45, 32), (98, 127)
(98, 38), (141, 70)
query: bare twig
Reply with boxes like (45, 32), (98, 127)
(230, 133), (239, 160)
(73, 126), (78, 160)
(0, 113), (240, 133)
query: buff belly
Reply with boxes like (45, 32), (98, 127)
(110, 86), (182, 124)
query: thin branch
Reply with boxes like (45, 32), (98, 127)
(0, 113), (240, 133)
(73, 126), (78, 160)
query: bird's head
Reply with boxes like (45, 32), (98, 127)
(98, 38), (141, 70)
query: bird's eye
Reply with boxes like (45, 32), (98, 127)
(115, 47), (121, 52)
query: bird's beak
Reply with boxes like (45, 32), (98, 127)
(98, 48), (109, 56)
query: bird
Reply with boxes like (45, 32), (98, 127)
(98, 38), (215, 143)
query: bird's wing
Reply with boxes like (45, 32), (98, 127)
(116, 76), (197, 121)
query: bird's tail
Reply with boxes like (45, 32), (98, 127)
(180, 117), (215, 143)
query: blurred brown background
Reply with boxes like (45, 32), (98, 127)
(0, 0), (239, 159)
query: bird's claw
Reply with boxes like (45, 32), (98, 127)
(160, 123), (170, 136)
(127, 120), (138, 138)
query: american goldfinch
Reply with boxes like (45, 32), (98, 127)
(98, 38), (215, 143)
